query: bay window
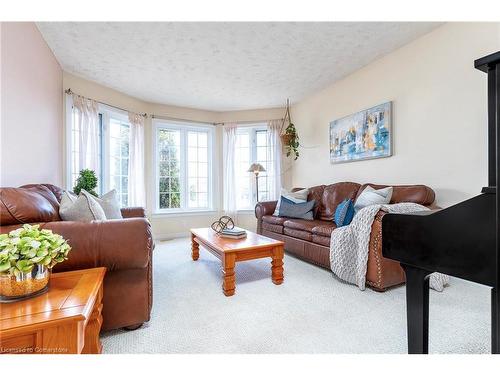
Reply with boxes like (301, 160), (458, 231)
(235, 125), (271, 210)
(154, 121), (214, 213)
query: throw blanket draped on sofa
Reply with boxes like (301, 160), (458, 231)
(330, 203), (449, 291)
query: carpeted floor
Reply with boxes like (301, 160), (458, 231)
(101, 238), (491, 353)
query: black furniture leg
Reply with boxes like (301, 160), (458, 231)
(492, 288), (500, 353)
(401, 263), (431, 354)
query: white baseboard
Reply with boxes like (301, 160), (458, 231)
(154, 232), (190, 241)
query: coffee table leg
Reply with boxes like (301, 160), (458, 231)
(191, 233), (199, 261)
(272, 245), (284, 285)
(222, 253), (236, 296)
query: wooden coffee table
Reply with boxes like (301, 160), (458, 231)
(0, 267), (105, 354)
(190, 228), (284, 296)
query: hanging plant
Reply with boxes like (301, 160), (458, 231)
(280, 99), (300, 160)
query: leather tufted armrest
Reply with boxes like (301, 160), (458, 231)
(40, 218), (153, 273)
(255, 201), (278, 219)
(121, 206), (146, 218)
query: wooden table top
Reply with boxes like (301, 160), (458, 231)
(191, 227), (284, 253)
(0, 267), (106, 333)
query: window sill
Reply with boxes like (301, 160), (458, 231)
(152, 210), (218, 218)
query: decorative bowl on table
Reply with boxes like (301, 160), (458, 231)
(0, 224), (71, 303)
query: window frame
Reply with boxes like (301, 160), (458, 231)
(153, 119), (215, 214)
(234, 123), (268, 211)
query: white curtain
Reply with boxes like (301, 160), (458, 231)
(223, 123), (238, 221)
(128, 112), (146, 207)
(266, 119), (283, 200)
(72, 94), (99, 173)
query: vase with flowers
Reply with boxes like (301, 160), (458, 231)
(0, 224), (71, 302)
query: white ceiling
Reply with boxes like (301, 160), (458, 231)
(37, 22), (441, 111)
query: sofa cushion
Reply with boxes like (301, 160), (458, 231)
(318, 182), (361, 221)
(354, 186), (393, 212)
(283, 218), (325, 233)
(311, 222), (337, 237)
(0, 185), (61, 225)
(355, 183), (435, 206)
(312, 234), (331, 247)
(262, 215), (287, 226)
(262, 222), (284, 234)
(278, 197), (315, 220)
(59, 190), (107, 222)
(283, 227), (312, 241)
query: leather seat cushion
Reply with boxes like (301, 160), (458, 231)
(262, 222), (283, 234)
(283, 219), (326, 233)
(262, 215), (287, 225)
(283, 227), (312, 241)
(311, 222), (337, 237)
(312, 235), (330, 247)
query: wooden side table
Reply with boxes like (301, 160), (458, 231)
(0, 267), (106, 354)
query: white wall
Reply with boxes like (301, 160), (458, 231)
(1, 22), (63, 187)
(290, 23), (500, 208)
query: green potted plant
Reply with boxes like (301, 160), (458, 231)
(0, 224), (71, 301)
(73, 169), (98, 196)
(281, 99), (300, 160)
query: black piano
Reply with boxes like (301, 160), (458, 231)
(382, 51), (500, 354)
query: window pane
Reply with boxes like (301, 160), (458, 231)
(198, 133), (207, 147)
(188, 147), (197, 162)
(188, 132), (198, 147)
(198, 147), (207, 162)
(256, 131), (267, 147)
(157, 128), (181, 209)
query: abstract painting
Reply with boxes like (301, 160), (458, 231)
(329, 102), (392, 164)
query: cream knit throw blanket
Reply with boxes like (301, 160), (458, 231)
(330, 203), (449, 291)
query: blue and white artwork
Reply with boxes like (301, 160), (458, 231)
(329, 102), (392, 164)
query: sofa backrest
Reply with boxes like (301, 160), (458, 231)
(355, 183), (435, 206)
(293, 182), (435, 221)
(318, 182), (361, 221)
(0, 184), (61, 226)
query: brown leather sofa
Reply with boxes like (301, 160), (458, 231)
(0, 183), (153, 330)
(255, 182), (436, 291)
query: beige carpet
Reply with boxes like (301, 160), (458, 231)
(101, 237), (491, 353)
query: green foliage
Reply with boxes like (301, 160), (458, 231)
(0, 225), (71, 276)
(284, 122), (300, 160)
(158, 131), (181, 209)
(74, 169), (98, 196)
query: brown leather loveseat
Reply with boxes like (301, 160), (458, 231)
(0, 183), (153, 331)
(255, 182), (436, 291)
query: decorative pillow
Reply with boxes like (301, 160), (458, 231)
(59, 190), (106, 221)
(354, 186), (393, 212)
(273, 188), (309, 216)
(278, 197), (315, 220)
(334, 199), (355, 227)
(92, 190), (123, 219)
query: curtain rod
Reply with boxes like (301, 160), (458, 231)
(65, 88), (147, 117)
(214, 118), (283, 126)
(151, 114), (216, 126)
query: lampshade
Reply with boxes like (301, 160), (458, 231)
(247, 163), (266, 173)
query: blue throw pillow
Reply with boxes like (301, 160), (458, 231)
(334, 199), (355, 227)
(278, 197), (316, 220)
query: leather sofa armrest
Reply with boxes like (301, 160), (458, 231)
(40, 218), (153, 273)
(121, 206), (146, 218)
(255, 201), (278, 219)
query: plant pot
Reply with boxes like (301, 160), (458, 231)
(281, 134), (293, 145)
(0, 265), (50, 303)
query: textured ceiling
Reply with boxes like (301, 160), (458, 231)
(37, 22), (441, 111)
